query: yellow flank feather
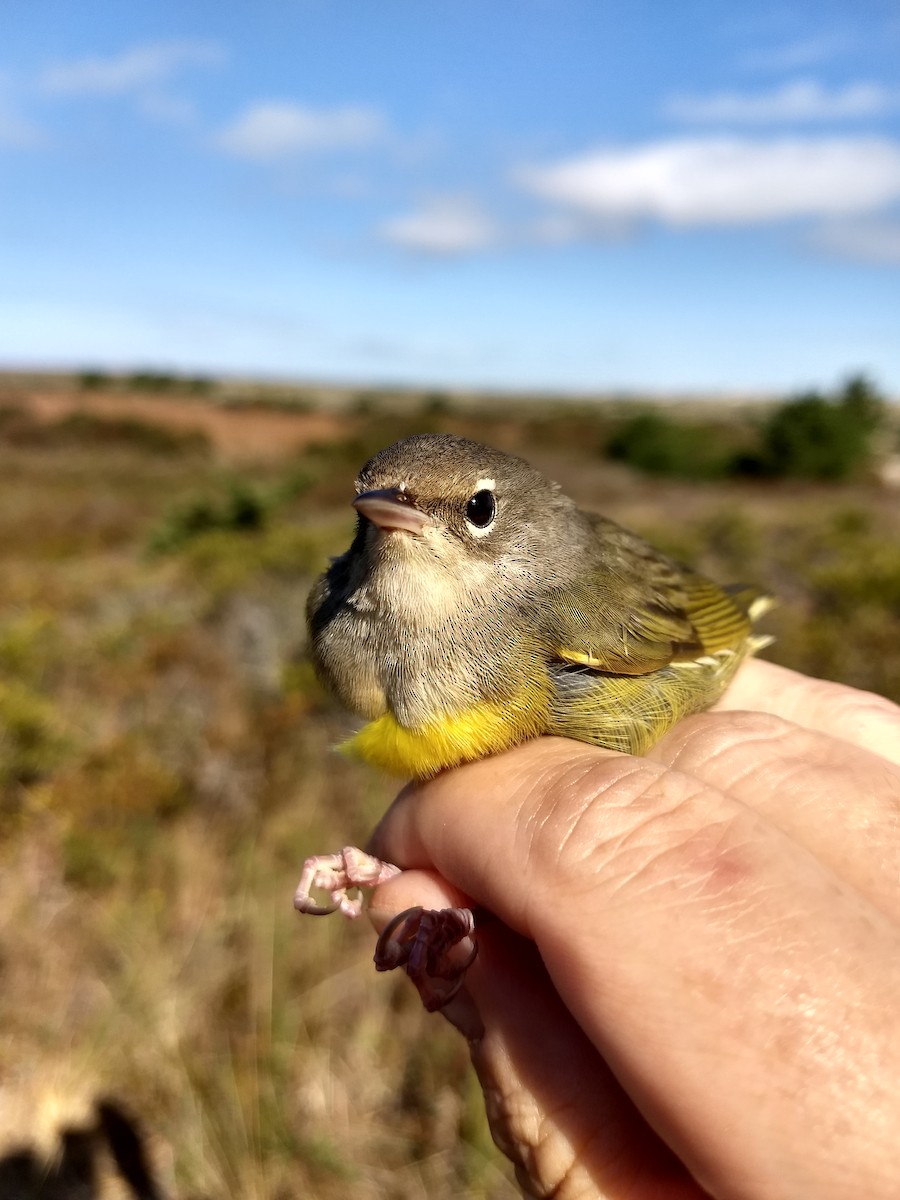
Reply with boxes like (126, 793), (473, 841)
(549, 646), (754, 756)
(341, 690), (548, 778)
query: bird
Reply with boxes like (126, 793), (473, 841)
(296, 433), (772, 1006)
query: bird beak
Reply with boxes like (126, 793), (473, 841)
(353, 487), (430, 535)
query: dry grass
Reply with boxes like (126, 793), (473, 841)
(0, 379), (898, 1197)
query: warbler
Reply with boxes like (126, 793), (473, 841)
(307, 433), (773, 778)
(299, 433), (773, 1006)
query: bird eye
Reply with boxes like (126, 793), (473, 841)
(465, 489), (496, 530)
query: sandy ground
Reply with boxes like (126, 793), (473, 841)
(20, 390), (347, 462)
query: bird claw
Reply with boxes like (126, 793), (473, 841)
(374, 905), (477, 1012)
(293, 847), (401, 918)
(295, 851), (478, 1011)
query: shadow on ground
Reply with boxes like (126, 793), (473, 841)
(0, 1100), (167, 1200)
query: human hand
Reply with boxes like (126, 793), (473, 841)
(368, 660), (900, 1199)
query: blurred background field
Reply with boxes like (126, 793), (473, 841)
(4, 1), (900, 1194)
(0, 371), (898, 1198)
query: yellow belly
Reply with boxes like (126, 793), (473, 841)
(341, 690), (549, 779)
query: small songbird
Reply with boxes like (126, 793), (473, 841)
(296, 433), (773, 1005)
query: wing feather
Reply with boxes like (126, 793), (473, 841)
(549, 516), (755, 676)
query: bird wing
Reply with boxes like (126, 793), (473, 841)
(547, 516), (753, 676)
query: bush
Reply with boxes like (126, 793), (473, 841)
(421, 391), (451, 415)
(606, 410), (732, 480)
(78, 369), (110, 389)
(0, 409), (209, 455)
(149, 480), (270, 554)
(840, 373), (885, 433)
(737, 375), (886, 481)
(127, 370), (177, 392)
(0, 679), (71, 796)
(59, 413), (209, 454)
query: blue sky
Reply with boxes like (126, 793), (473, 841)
(2, 0), (899, 393)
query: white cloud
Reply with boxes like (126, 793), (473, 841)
(38, 39), (225, 96)
(812, 219), (900, 264)
(216, 102), (386, 159)
(666, 80), (897, 124)
(517, 138), (900, 226)
(379, 196), (500, 255)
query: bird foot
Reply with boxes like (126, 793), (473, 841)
(374, 905), (477, 1012)
(293, 846), (401, 917)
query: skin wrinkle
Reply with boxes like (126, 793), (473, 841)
(705, 961), (889, 1195)
(529, 810), (813, 1094)
(480, 748), (813, 1010)
(665, 714), (872, 807)
(654, 717), (900, 923)
(753, 755), (900, 895)
(666, 819), (764, 910)
(531, 758), (694, 910)
(657, 720), (802, 804)
(690, 910), (831, 1041)
(526, 1108), (598, 1200)
(571, 780), (728, 910)
(544, 756), (762, 924)
(661, 709), (800, 772)
(501, 751), (592, 938)
(517, 752), (642, 892)
(521, 735), (780, 928)
(756, 738), (894, 820)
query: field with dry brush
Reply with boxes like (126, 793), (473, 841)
(1, 376), (898, 1198)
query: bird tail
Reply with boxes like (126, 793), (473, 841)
(723, 584), (776, 650)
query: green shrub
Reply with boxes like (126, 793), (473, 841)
(839, 373), (886, 433)
(606, 410), (732, 480)
(78, 369), (110, 389)
(127, 370), (178, 392)
(148, 480), (270, 554)
(755, 393), (862, 480)
(737, 375), (886, 481)
(0, 679), (71, 794)
(422, 391), (451, 415)
(0, 410), (209, 455)
(58, 413), (209, 454)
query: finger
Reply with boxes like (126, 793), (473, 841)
(718, 659), (900, 766)
(372, 739), (900, 1199)
(370, 872), (705, 1200)
(649, 710), (900, 920)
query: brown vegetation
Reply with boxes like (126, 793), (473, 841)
(2, 386), (346, 462)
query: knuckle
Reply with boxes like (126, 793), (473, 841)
(521, 750), (727, 904)
(821, 683), (900, 733)
(661, 709), (800, 771)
